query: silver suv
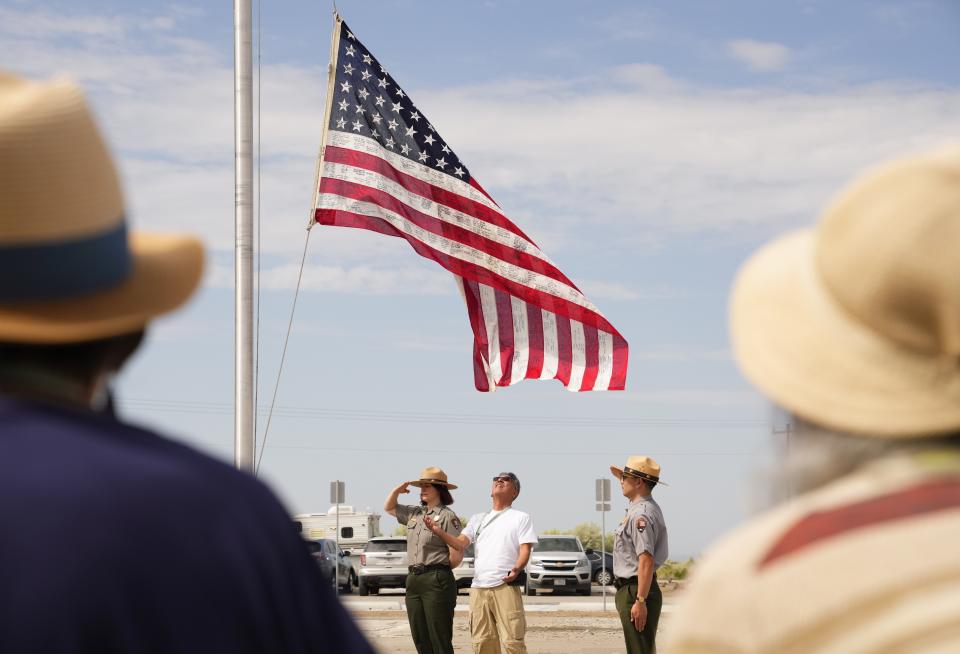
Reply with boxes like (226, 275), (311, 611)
(525, 535), (592, 596)
(357, 537), (407, 596)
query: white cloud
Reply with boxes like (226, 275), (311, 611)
(0, 6), (129, 38)
(612, 63), (681, 92)
(727, 39), (791, 72)
(205, 262), (455, 295)
(631, 347), (731, 362)
(578, 280), (681, 302)
(5, 5), (960, 278)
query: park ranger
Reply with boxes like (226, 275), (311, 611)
(385, 467), (463, 654)
(610, 456), (669, 654)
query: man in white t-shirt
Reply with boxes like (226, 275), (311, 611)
(425, 472), (537, 654)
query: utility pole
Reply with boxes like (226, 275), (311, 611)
(595, 478), (611, 611)
(773, 421), (794, 497)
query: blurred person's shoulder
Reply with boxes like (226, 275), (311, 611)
(665, 450), (960, 653)
(0, 395), (292, 531)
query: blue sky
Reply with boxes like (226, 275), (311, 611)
(4, 0), (958, 558)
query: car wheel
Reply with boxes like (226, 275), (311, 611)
(340, 573), (352, 594)
(577, 585), (592, 596)
(370, 586), (380, 595)
(358, 579), (370, 596)
(595, 569), (613, 586)
(525, 584), (536, 597)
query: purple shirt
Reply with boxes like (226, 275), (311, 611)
(0, 395), (374, 654)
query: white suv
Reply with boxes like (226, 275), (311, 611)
(357, 537), (407, 596)
(525, 535), (592, 596)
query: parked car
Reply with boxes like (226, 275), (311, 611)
(584, 548), (614, 585)
(305, 539), (354, 593)
(525, 535), (592, 596)
(453, 543), (475, 590)
(357, 536), (407, 596)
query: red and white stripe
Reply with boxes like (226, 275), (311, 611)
(315, 131), (628, 391)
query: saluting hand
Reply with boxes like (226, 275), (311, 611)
(630, 600), (647, 632)
(394, 482), (411, 495)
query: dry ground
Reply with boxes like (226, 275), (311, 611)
(351, 583), (683, 653)
(356, 612), (631, 653)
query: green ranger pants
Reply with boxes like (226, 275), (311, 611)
(615, 574), (662, 654)
(404, 567), (458, 654)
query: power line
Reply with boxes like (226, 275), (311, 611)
(117, 397), (768, 430)
(156, 436), (759, 458)
(261, 444), (759, 456)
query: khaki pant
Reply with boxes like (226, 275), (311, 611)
(469, 583), (527, 654)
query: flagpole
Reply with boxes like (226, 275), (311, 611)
(307, 12), (343, 227)
(234, 0), (255, 472)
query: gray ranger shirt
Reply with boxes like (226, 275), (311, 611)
(396, 504), (462, 566)
(612, 494), (669, 579)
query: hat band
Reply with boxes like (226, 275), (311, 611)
(0, 220), (131, 301)
(623, 466), (659, 483)
(420, 478), (447, 484)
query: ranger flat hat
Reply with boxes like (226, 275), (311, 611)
(0, 71), (203, 343)
(407, 466), (457, 490)
(611, 455), (666, 485)
(730, 145), (960, 438)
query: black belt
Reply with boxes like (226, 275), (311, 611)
(408, 563), (451, 575)
(613, 576), (637, 590)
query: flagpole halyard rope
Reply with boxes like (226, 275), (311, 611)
(257, 12), (341, 474)
(255, 227), (312, 475)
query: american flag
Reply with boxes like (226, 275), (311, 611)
(314, 18), (628, 391)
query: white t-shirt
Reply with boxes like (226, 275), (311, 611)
(462, 507), (538, 588)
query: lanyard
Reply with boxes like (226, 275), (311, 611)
(475, 508), (508, 541)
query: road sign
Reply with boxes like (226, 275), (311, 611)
(330, 480), (345, 504)
(595, 478), (610, 510)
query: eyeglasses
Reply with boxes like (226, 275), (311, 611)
(492, 476), (513, 483)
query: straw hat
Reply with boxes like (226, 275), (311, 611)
(731, 146), (960, 438)
(407, 466), (457, 489)
(611, 455), (666, 485)
(0, 72), (203, 343)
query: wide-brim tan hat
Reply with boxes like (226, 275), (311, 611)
(0, 71), (203, 343)
(731, 146), (960, 438)
(611, 455), (666, 485)
(407, 466), (458, 490)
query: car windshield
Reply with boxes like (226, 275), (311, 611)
(365, 540), (407, 552)
(533, 538), (582, 552)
